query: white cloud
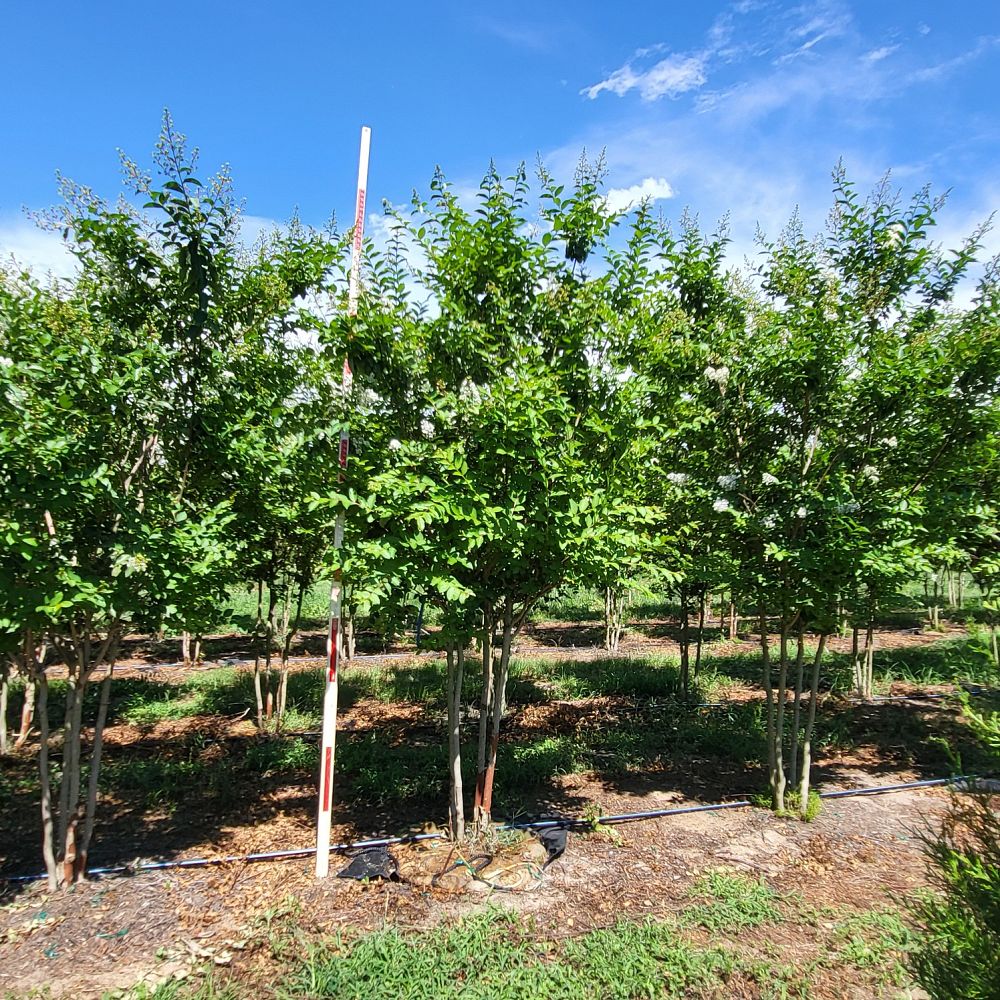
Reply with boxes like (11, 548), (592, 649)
(909, 35), (1000, 83)
(583, 52), (707, 101)
(605, 177), (675, 213)
(0, 219), (76, 280)
(863, 45), (899, 64)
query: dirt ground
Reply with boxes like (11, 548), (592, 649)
(0, 624), (979, 997)
(1, 775), (947, 998)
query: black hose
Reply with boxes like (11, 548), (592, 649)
(2, 774), (975, 886)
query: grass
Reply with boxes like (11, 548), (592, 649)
(831, 908), (913, 974)
(283, 909), (734, 1000)
(123, 899), (918, 1000)
(682, 869), (783, 932)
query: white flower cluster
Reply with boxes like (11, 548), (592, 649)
(761, 513), (778, 530)
(761, 473), (779, 486)
(880, 436), (898, 448)
(666, 472), (689, 486)
(704, 364), (730, 389)
(420, 418), (435, 438)
(862, 465), (880, 483)
(712, 498), (731, 513)
(796, 506), (808, 519)
(717, 473), (739, 490)
(388, 438), (402, 452)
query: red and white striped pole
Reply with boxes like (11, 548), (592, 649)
(316, 124), (371, 878)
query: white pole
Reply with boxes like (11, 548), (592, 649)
(316, 125), (371, 878)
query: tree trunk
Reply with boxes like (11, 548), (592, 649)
(253, 581), (265, 729)
(476, 602), (513, 830)
(760, 609), (779, 809)
(344, 613), (356, 661)
(679, 589), (690, 698)
(0, 665), (8, 756)
(864, 621), (875, 700)
(788, 630), (806, 789)
(277, 583), (306, 726)
(446, 643), (466, 842)
(36, 674), (58, 890)
(728, 598), (738, 641)
(264, 586), (279, 721)
(604, 586), (612, 651)
(694, 593), (706, 678)
(78, 659), (116, 879)
(15, 667), (38, 749)
(798, 634), (828, 818)
(473, 608), (494, 829)
(772, 617), (790, 813)
(181, 631), (190, 666)
(851, 624), (863, 699)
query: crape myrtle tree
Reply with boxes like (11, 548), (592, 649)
(742, 173), (996, 809)
(619, 215), (748, 697)
(638, 172), (999, 815)
(0, 267), (234, 888)
(325, 159), (662, 834)
(0, 115), (344, 885)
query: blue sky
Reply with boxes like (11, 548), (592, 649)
(2, 0), (998, 274)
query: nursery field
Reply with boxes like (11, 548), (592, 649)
(3, 121), (1000, 998)
(2, 613), (997, 998)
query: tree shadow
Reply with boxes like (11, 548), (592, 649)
(2, 654), (989, 893)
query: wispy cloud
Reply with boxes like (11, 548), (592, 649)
(583, 51), (708, 101)
(863, 45), (899, 65)
(605, 177), (675, 213)
(909, 35), (1000, 83)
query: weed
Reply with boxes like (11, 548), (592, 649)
(284, 909), (732, 999)
(682, 868), (783, 931)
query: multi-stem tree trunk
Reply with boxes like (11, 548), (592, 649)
(679, 588), (690, 698)
(15, 665), (38, 749)
(852, 617), (876, 701)
(38, 622), (120, 888)
(473, 607), (494, 830)
(474, 600), (514, 831)
(760, 606), (792, 812)
(263, 586), (279, 721)
(788, 630), (806, 789)
(253, 581), (265, 728)
(797, 634), (828, 818)
(772, 614), (792, 813)
(276, 583), (305, 725)
(603, 587), (626, 652)
(445, 642), (466, 841)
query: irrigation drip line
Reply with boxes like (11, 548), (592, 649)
(2, 774), (978, 887)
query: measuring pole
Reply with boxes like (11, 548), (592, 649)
(316, 124), (371, 878)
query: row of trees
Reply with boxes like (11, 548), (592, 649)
(2, 117), (998, 884)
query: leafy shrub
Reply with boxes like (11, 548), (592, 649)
(908, 695), (1000, 999)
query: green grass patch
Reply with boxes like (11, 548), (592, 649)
(284, 909), (734, 1000)
(682, 868), (783, 932)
